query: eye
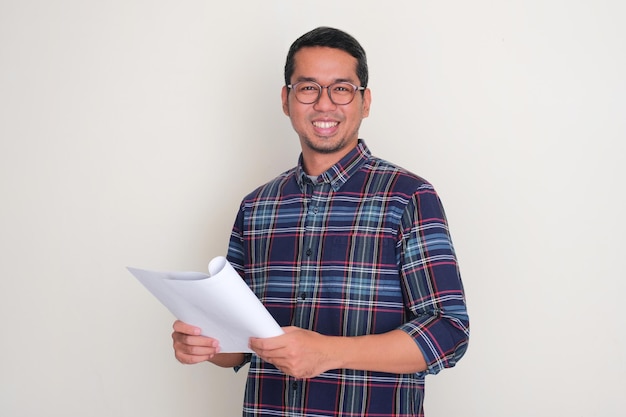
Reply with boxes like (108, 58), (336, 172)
(332, 84), (355, 97)
(297, 83), (319, 93)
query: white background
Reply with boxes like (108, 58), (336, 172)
(1, 1), (624, 416)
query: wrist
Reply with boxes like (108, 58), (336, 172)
(209, 352), (247, 368)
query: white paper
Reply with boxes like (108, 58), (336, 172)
(128, 256), (283, 353)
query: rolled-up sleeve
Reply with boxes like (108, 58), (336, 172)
(397, 186), (470, 375)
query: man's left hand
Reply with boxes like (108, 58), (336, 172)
(249, 326), (336, 379)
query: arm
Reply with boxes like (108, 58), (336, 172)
(395, 188), (470, 374)
(172, 320), (245, 368)
(250, 327), (426, 379)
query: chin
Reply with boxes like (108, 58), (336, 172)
(304, 136), (349, 154)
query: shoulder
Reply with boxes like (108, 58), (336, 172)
(361, 155), (436, 196)
(241, 167), (299, 203)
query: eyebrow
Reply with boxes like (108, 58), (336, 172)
(293, 76), (357, 84)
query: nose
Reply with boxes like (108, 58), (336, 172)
(313, 86), (337, 110)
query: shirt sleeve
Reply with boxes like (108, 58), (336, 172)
(396, 184), (470, 375)
(226, 202), (246, 275)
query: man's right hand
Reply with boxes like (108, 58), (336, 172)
(172, 320), (221, 364)
(171, 320), (245, 368)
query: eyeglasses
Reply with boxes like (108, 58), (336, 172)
(287, 81), (365, 105)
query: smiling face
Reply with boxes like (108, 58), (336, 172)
(282, 46), (371, 174)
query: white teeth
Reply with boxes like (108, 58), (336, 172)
(313, 121), (338, 129)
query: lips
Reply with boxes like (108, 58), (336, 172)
(312, 121), (339, 129)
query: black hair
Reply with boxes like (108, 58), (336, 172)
(284, 27), (368, 88)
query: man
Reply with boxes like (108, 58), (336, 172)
(172, 26), (469, 416)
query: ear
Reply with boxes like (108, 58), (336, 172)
(361, 88), (372, 118)
(281, 85), (290, 116)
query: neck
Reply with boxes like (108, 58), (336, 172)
(300, 139), (359, 176)
(301, 148), (351, 176)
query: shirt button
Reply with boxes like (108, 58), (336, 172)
(306, 248), (312, 256)
(298, 292), (306, 301)
(292, 381), (298, 390)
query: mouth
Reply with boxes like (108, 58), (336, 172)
(312, 121), (339, 129)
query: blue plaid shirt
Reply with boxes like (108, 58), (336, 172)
(227, 140), (469, 417)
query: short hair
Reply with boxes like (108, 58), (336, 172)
(284, 27), (368, 88)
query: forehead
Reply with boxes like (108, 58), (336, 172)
(291, 46), (359, 82)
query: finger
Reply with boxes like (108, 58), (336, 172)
(176, 341), (219, 356)
(249, 339), (277, 358)
(173, 337), (220, 364)
(172, 332), (219, 349)
(248, 337), (262, 350)
(249, 332), (287, 351)
(173, 320), (201, 335)
(175, 350), (214, 364)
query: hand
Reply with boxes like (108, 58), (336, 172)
(171, 320), (220, 364)
(249, 326), (336, 379)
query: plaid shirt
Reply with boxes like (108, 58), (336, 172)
(227, 140), (469, 417)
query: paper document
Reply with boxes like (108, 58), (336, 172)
(128, 256), (283, 353)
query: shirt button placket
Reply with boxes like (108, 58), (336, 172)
(287, 378), (301, 410)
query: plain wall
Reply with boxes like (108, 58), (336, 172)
(1, 1), (624, 416)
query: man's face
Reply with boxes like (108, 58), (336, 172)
(282, 46), (371, 158)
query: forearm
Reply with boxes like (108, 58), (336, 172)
(327, 329), (427, 374)
(209, 352), (246, 368)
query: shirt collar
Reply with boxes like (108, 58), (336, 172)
(296, 139), (371, 192)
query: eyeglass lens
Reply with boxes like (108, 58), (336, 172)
(292, 82), (359, 105)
